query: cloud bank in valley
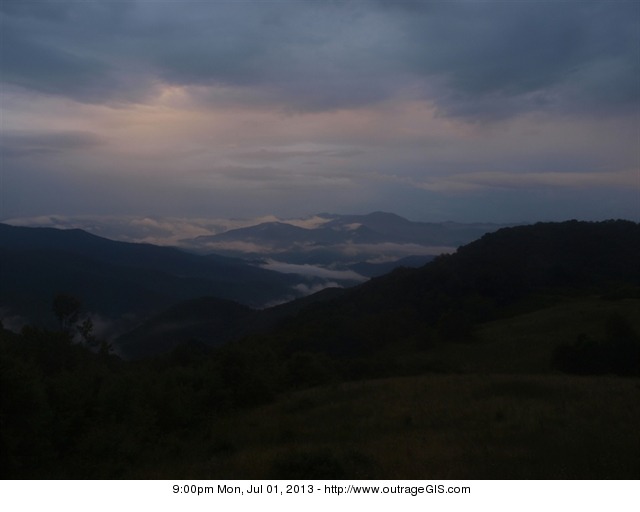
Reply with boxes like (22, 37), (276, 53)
(261, 260), (368, 282)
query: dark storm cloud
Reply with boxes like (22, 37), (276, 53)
(139, 0), (405, 111)
(2, 27), (117, 102)
(1, 0), (637, 119)
(0, 0), (150, 103)
(387, 1), (640, 118)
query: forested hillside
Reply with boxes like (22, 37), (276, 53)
(2, 220), (639, 479)
(0, 223), (305, 327)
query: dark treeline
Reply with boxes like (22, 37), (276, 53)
(248, 220), (640, 361)
(2, 220), (639, 478)
(0, 323), (285, 478)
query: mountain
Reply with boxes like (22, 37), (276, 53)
(115, 287), (346, 359)
(347, 254), (436, 277)
(181, 212), (513, 264)
(201, 221), (331, 249)
(0, 223), (309, 330)
(265, 220), (640, 359)
(115, 220), (640, 362)
(323, 211), (502, 245)
(3, 213), (513, 287)
(115, 297), (256, 359)
(3, 219), (639, 480)
(4, 212), (513, 251)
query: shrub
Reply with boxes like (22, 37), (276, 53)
(554, 314), (640, 376)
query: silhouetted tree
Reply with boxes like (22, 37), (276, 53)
(52, 294), (81, 333)
(554, 314), (640, 376)
(77, 317), (95, 344)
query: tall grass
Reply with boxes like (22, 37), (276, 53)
(162, 374), (640, 479)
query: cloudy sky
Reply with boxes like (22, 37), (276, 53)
(1, 0), (638, 223)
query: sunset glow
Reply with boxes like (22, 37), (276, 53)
(1, 1), (638, 222)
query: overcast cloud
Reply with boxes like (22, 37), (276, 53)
(1, 0), (638, 222)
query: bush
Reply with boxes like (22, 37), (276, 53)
(554, 314), (640, 376)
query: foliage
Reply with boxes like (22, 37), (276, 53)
(0, 325), (281, 478)
(247, 220), (640, 363)
(52, 293), (82, 332)
(554, 314), (640, 376)
(2, 220), (640, 478)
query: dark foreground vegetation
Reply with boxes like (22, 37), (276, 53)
(1, 220), (639, 478)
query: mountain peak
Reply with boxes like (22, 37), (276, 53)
(363, 211), (410, 223)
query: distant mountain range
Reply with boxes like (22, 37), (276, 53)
(116, 288), (345, 360)
(0, 213), (517, 341)
(180, 212), (513, 265)
(114, 220), (640, 360)
(3, 220), (639, 481)
(0, 223), (308, 333)
(270, 219), (640, 359)
(3, 213), (514, 255)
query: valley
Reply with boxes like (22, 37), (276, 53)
(1, 219), (639, 479)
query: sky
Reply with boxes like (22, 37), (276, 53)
(1, 0), (639, 223)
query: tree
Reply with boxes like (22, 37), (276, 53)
(52, 294), (82, 334)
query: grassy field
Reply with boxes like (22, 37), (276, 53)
(133, 372), (639, 479)
(390, 297), (640, 375)
(124, 297), (640, 479)
(3, 296), (637, 479)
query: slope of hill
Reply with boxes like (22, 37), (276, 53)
(0, 223), (308, 329)
(2, 220), (639, 479)
(3, 213), (510, 295)
(244, 220), (640, 361)
(115, 297), (255, 359)
(115, 220), (640, 362)
(347, 254), (436, 277)
(115, 287), (347, 360)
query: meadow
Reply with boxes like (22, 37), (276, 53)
(129, 297), (640, 479)
(134, 373), (640, 479)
